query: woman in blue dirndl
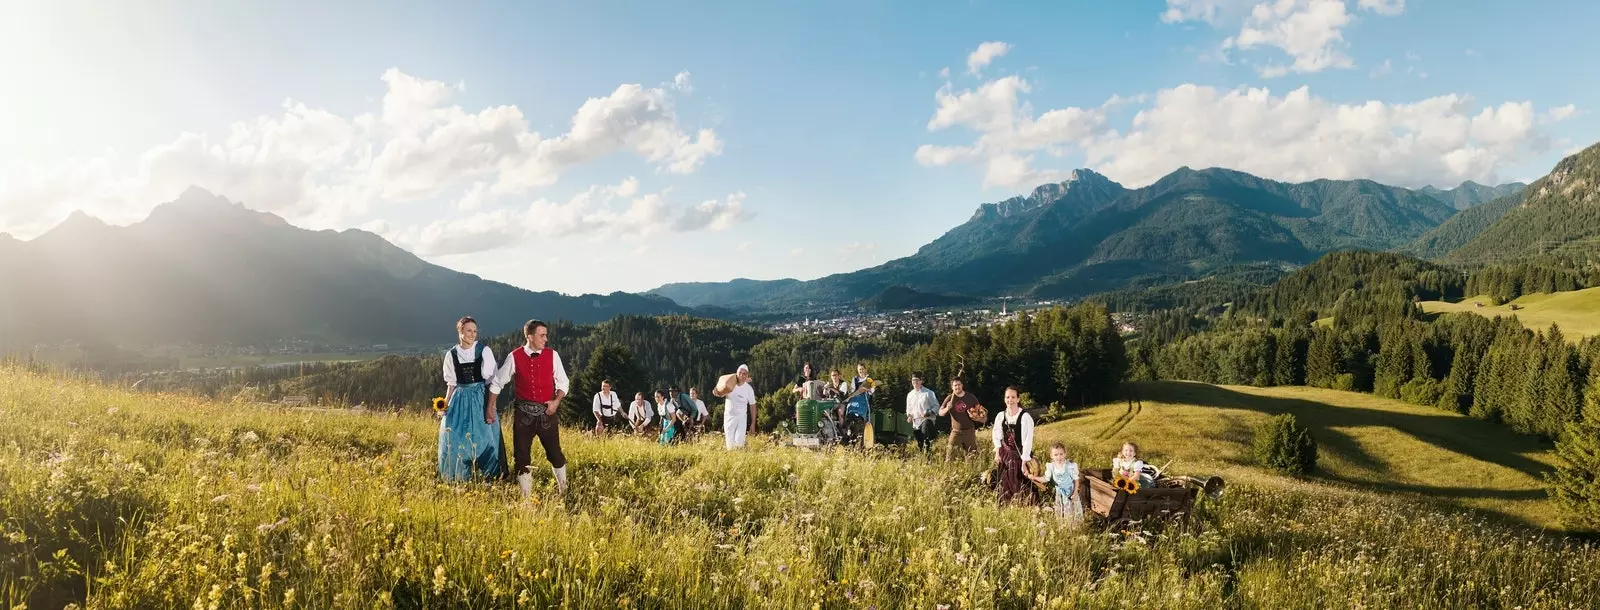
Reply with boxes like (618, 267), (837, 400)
(438, 316), (505, 481)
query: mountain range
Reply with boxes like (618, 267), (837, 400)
(652, 167), (1522, 311)
(1417, 181), (1528, 211)
(0, 188), (697, 348)
(5, 146), (1579, 349)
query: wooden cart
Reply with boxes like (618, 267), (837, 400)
(1078, 468), (1221, 529)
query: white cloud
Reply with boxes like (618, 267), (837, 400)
(455, 181), (492, 210)
(1167, 0), (1405, 77)
(788, 247), (804, 257)
(938, 67), (951, 79)
(1544, 104), (1579, 123)
(1225, 0), (1354, 77)
(918, 76), (1113, 189)
(1161, 0), (1257, 25)
(671, 71), (693, 94)
(1369, 58), (1392, 78)
(965, 41), (1012, 75)
(1358, 0), (1404, 16)
(918, 68), (1576, 191)
(0, 68), (720, 239)
(735, 241), (751, 252)
(839, 242), (878, 261)
(391, 178), (750, 257)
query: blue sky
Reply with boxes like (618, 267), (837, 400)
(2, 0), (1596, 294)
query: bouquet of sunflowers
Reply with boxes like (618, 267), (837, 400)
(431, 397), (447, 414)
(1113, 474), (1142, 494)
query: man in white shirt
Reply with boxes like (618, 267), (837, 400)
(716, 364), (757, 450)
(905, 371), (939, 454)
(627, 392), (653, 435)
(690, 387), (710, 426)
(591, 380), (622, 435)
(488, 319), (571, 499)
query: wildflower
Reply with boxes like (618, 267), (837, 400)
(432, 397), (447, 413)
(433, 565), (448, 595)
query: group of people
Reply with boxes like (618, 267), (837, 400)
(434, 316), (1151, 520)
(435, 313), (768, 502)
(588, 381), (711, 443)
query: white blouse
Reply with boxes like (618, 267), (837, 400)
(991, 408), (1035, 460)
(441, 342), (497, 388)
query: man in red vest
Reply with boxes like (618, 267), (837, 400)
(488, 319), (570, 500)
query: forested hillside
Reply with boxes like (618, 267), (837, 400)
(1401, 195), (1520, 260)
(1446, 143), (1600, 265)
(120, 305), (1127, 432)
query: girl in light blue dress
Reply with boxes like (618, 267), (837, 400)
(1029, 441), (1084, 522)
(438, 316), (506, 482)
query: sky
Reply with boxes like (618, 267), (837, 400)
(2, 0), (1597, 295)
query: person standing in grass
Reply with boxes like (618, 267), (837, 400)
(717, 364), (757, 450)
(940, 376), (982, 461)
(905, 371), (939, 454)
(438, 316), (505, 482)
(991, 386), (1036, 504)
(488, 319), (570, 499)
(1027, 441), (1083, 522)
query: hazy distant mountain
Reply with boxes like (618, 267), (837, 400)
(1418, 180), (1527, 211)
(651, 166), (1460, 311)
(857, 285), (979, 311)
(0, 187), (695, 347)
(1446, 143), (1600, 264)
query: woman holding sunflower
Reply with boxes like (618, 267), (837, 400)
(437, 316), (506, 482)
(991, 386), (1036, 504)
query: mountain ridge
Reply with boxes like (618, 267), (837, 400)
(0, 189), (697, 347)
(1445, 143), (1600, 264)
(651, 164), (1476, 311)
(1418, 180), (1528, 210)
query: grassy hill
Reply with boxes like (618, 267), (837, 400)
(1418, 286), (1600, 339)
(1039, 381), (1562, 529)
(4, 368), (1598, 608)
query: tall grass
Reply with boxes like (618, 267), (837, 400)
(2, 367), (1597, 609)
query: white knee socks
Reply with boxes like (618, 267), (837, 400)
(517, 473), (532, 500)
(553, 466), (568, 495)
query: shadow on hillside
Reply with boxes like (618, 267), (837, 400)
(1127, 380), (1554, 482)
(1320, 473), (1547, 501)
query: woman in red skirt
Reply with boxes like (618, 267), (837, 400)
(991, 386), (1036, 504)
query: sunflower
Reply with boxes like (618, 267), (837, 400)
(1114, 475), (1141, 494)
(431, 397), (447, 413)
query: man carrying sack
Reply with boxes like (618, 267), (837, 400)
(715, 364), (757, 450)
(488, 319), (570, 500)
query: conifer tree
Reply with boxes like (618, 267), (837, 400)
(1550, 357), (1600, 530)
(1305, 328), (1339, 388)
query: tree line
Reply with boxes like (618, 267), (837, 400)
(120, 305), (1127, 435)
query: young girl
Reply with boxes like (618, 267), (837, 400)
(1112, 442), (1154, 488)
(1027, 441), (1083, 522)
